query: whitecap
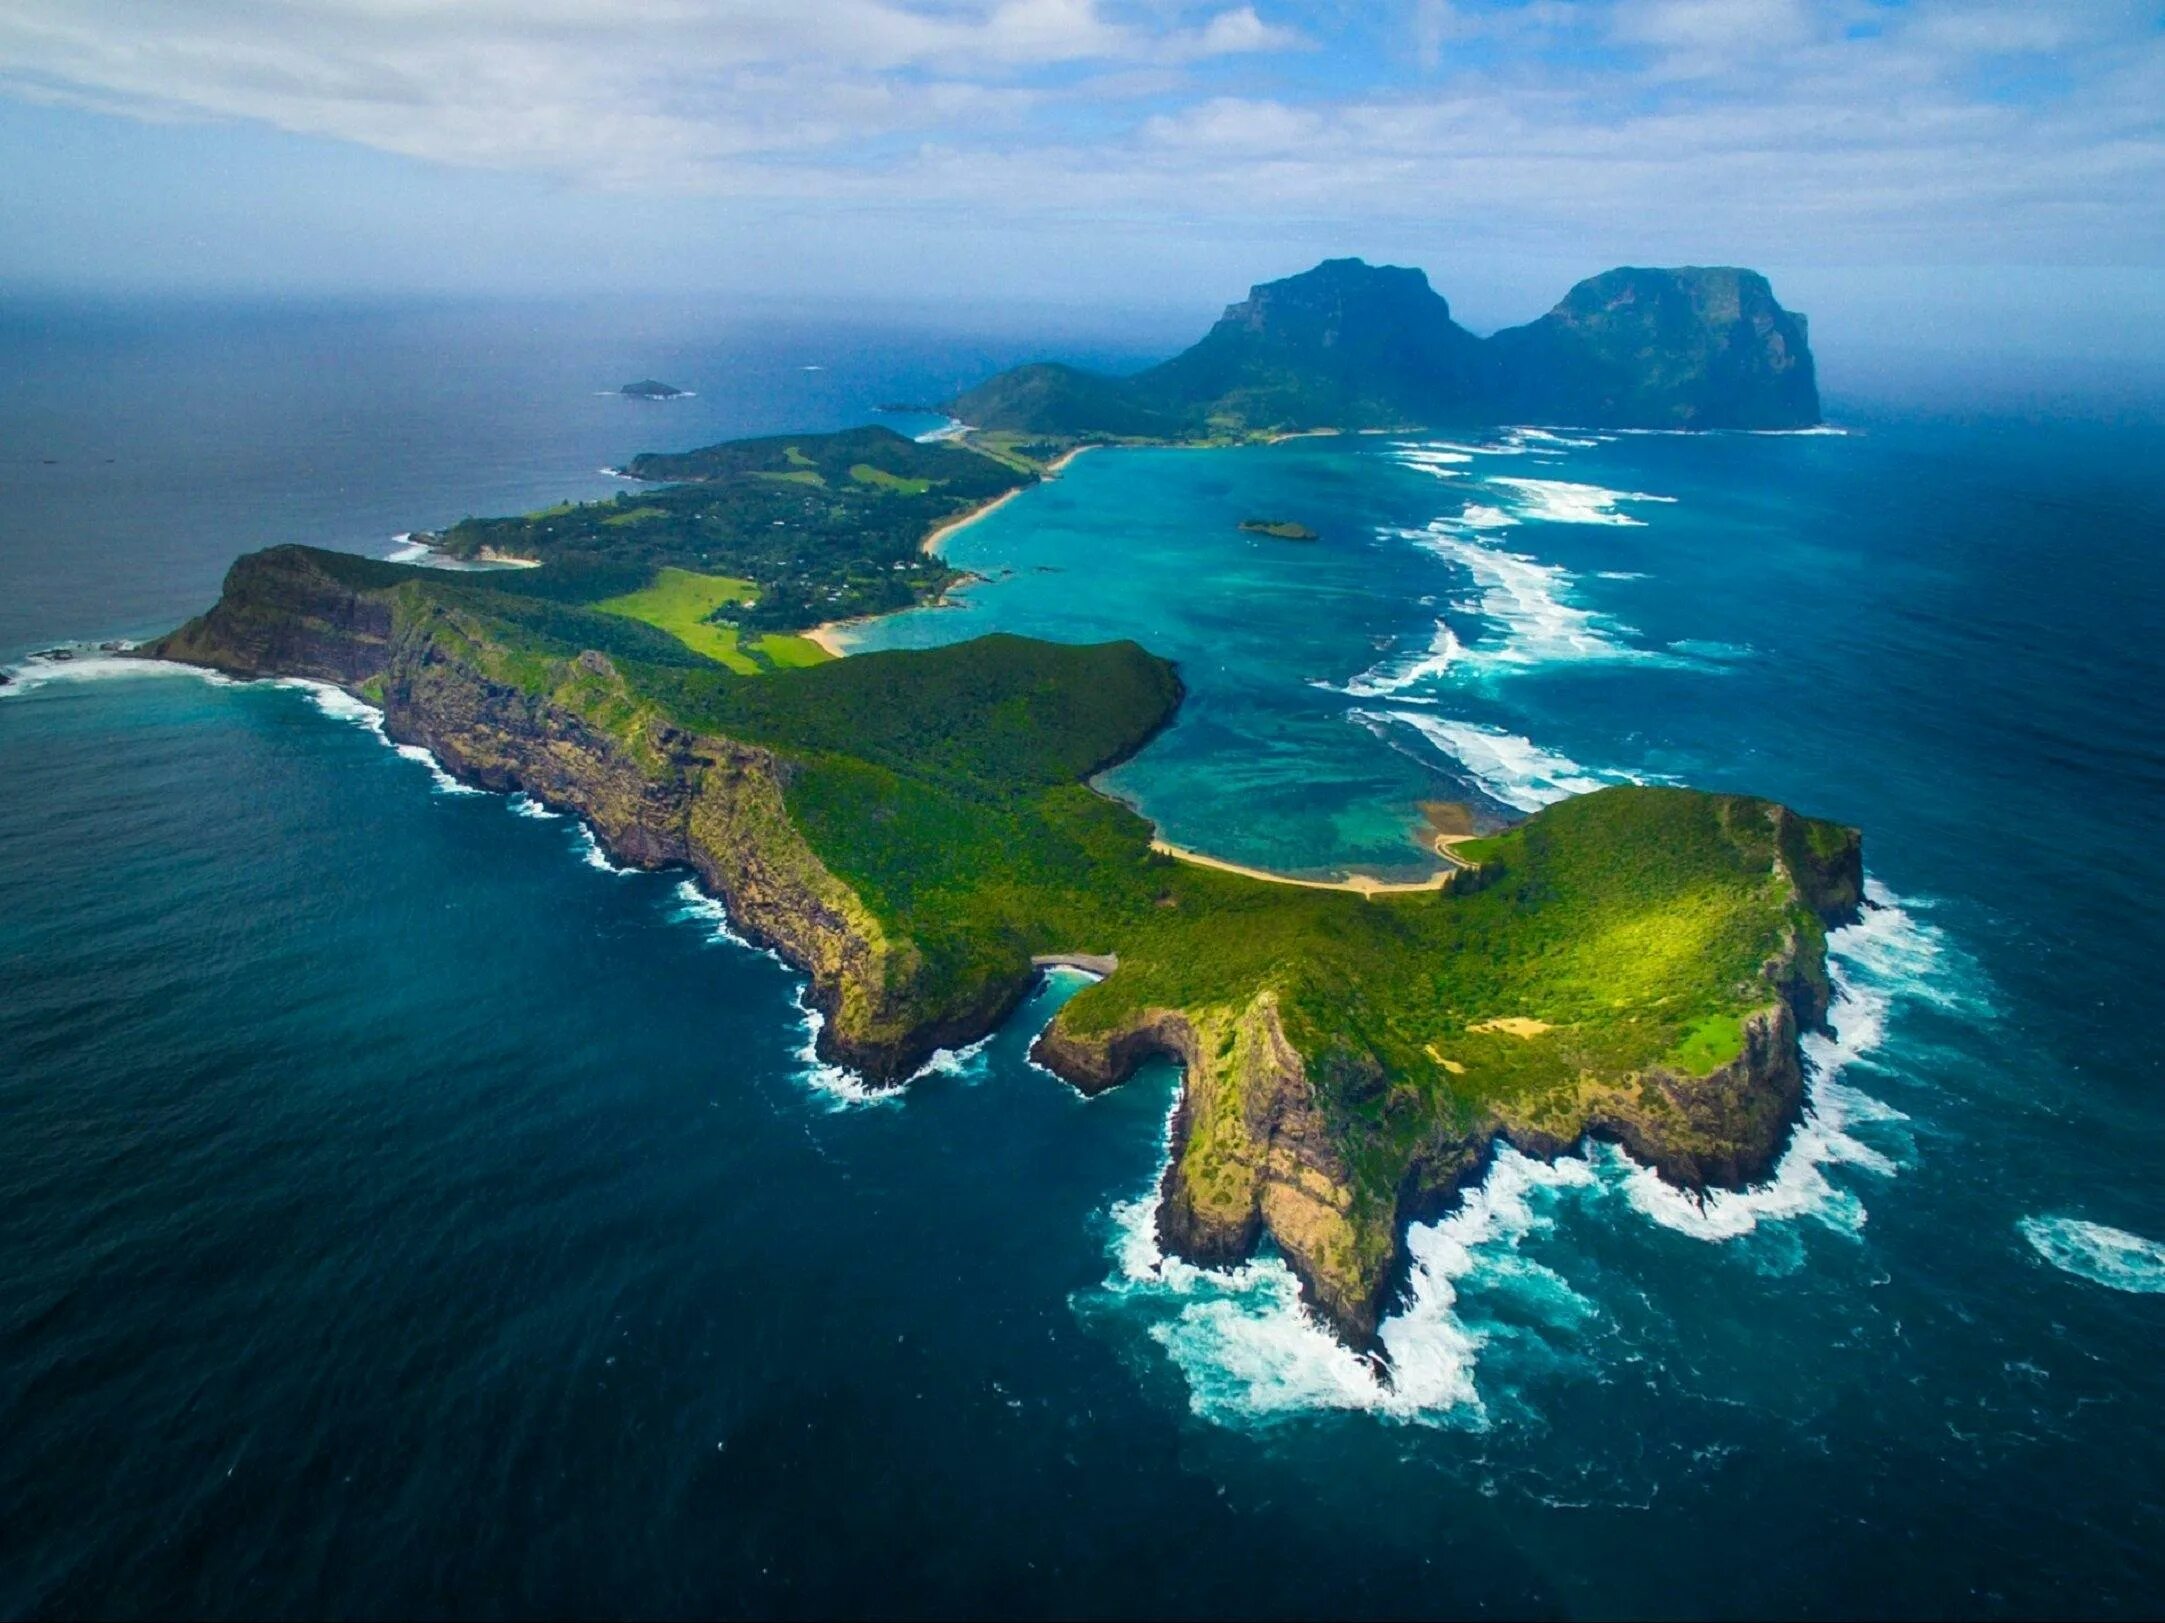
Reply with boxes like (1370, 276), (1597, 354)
(0, 647), (233, 698)
(1406, 518), (1655, 671)
(1369, 710), (1619, 810)
(275, 679), (479, 795)
(667, 878), (751, 948)
(909, 1034), (993, 1083)
(1090, 1106), (1597, 1426)
(2020, 1217), (2165, 1294)
(1330, 621), (1464, 697)
(1506, 427), (1610, 450)
(790, 989), (897, 1109)
(384, 534), (432, 564)
(508, 793), (560, 820)
(1390, 447), (1472, 479)
(1099, 879), (1956, 1425)
(1485, 476), (1675, 527)
(572, 821), (635, 875)
(1667, 638), (1753, 662)
(1607, 883), (1936, 1241)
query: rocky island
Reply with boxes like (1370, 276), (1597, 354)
(1240, 518), (1319, 541)
(948, 257), (1818, 441)
(620, 379), (686, 399)
(146, 382), (1858, 1359)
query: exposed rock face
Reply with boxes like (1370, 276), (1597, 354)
(148, 545), (1857, 1363)
(1027, 806), (1856, 1356)
(1135, 258), (1489, 431)
(147, 550), (945, 1080)
(1488, 266), (1820, 429)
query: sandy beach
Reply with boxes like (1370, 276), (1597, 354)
(807, 442), (1099, 656)
(1148, 836), (1465, 897)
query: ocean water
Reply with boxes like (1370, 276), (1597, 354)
(4, 304), (2164, 1617)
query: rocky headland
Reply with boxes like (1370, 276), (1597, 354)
(146, 528), (1861, 1359)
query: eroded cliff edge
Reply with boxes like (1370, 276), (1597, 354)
(149, 545), (1861, 1360)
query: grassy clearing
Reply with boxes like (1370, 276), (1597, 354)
(849, 463), (934, 495)
(594, 567), (834, 674)
(601, 505), (669, 528)
(594, 568), (760, 671)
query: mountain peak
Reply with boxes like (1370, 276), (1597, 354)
(947, 258), (1819, 435)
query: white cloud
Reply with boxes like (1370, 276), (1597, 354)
(0, 0), (2159, 269)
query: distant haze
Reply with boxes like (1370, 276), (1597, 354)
(2, 2), (2162, 369)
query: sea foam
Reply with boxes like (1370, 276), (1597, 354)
(789, 990), (897, 1109)
(1091, 879), (1948, 1427)
(1606, 882), (1937, 1241)
(1368, 710), (1618, 810)
(668, 878), (753, 949)
(1329, 621), (1465, 697)
(572, 822), (634, 875)
(2019, 1217), (2165, 1293)
(1486, 476), (1675, 526)
(1408, 519), (1650, 670)
(1, 648), (235, 697)
(276, 679), (480, 795)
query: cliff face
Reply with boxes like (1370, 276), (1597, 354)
(1134, 258), (1489, 432)
(148, 546), (1860, 1363)
(1027, 803), (1856, 1354)
(150, 551), (942, 1078)
(948, 258), (1820, 436)
(1489, 267), (1820, 429)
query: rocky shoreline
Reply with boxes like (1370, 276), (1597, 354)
(142, 544), (1860, 1359)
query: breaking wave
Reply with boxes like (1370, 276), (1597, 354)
(1487, 476), (1675, 526)
(667, 878), (753, 949)
(1, 647), (234, 698)
(572, 822), (634, 874)
(1408, 518), (1651, 670)
(789, 990), (897, 1109)
(276, 679), (480, 795)
(1328, 622), (1465, 697)
(2020, 1217), (2165, 1293)
(1368, 710), (1620, 810)
(1087, 879), (1949, 1427)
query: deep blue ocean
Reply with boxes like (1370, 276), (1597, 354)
(3, 298), (2163, 1618)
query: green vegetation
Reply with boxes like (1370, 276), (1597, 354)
(423, 426), (1031, 635)
(848, 463), (933, 494)
(593, 566), (834, 674)
(150, 367), (1844, 1346)
(945, 257), (1819, 437)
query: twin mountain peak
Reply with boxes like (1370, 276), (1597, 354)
(949, 259), (1818, 436)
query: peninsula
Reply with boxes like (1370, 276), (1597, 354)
(149, 541), (1858, 1353)
(143, 268), (1857, 1360)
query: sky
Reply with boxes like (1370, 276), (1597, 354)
(2, 0), (2162, 357)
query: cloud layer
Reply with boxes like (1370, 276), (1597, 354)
(3, 0), (2161, 273)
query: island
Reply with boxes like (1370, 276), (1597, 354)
(144, 401), (1858, 1362)
(947, 257), (1819, 442)
(620, 379), (686, 399)
(1240, 519), (1319, 541)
